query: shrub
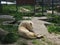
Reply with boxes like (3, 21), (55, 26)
(13, 12), (23, 21)
(1, 33), (19, 44)
(47, 24), (60, 34)
(0, 25), (18, 33)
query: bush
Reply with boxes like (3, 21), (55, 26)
(13, 12), (23, 21)
(0, 25), (18, 33)
(1, 33), (19, 44)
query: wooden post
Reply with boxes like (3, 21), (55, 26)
(0, 0), (2, 14)
(52, 0), (54, 15)
(42, 0), (44, 15)
(34, 0), (36, 15)
(16, 0), (18, 12)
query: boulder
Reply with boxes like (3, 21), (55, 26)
(0, 15), (15, 21)
(0, 15), (16, 25)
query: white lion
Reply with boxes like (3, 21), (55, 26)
(18, 20), (43, 39)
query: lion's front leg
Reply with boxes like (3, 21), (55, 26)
(26, 32), (44, 39)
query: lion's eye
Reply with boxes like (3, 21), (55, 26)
(30, 23), (32, 26)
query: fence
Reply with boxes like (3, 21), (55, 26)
(0, 0), (60, 16)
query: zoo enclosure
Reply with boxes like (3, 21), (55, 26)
(0, 0), (60, 16)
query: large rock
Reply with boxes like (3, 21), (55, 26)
(2, 20), (16, 25)
(19, 7), (30, 13)
(0, 15), (16, 25)
(0, 15), (15, 21)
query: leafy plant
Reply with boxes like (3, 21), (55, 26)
(47, 24), (60, 34)
(47, 14), (60, 24)
(0, 25), (18, 33)
(1, 33), (19, 44)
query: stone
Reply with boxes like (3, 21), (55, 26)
(0, 15), (15, 21)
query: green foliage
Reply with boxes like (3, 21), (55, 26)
(19, 12), (34, 17)
(1, 5), (23, 21)
(1, 33), (19, 44)
(47, 24), (60, 34)
(0, 25), (18, 33)
(32, 40), (40, 45)
(2, 5), (16, 14)
(19, 12), (44, 17)
(1, 4), (44, 17)
(12, 12), (23, 21)
(32, 38), (56, 45)
(47, 14), (60, 34)
(47, 14), (60, 24)
(35, 13), (45, 17)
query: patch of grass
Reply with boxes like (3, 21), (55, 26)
(47, 14), (60, 24)
(47, 24), (60, 34)
(32, 37), (56, 45)
(1, 4), (44, 17)
(35, 13), (45, 17)
(20, 12), (34, 17)
(19, 12), (44, 17)
(32, 39), (54, 45)
(12, 12), (23, 21)
(42, 38), (54, 45)
(32, 39), (41, 45)
(47, 14), (60, 34)
(0, 5), (23, 21)
(2, 5), (16, 14)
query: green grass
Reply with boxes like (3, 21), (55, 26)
(46, 14), (60, 34)
(0, 5), (23, 21)
(32, 38), (55, 45)
(0, 4), (45, 44)
(32, 39), (40, 45)
(2, 5), (16, 14)
(47, 24), (60, 34)
(47, 14), (60, 24)
(1, 4), (44, 17)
